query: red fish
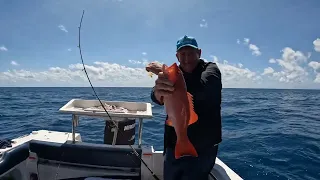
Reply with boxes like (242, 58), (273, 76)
(162, 63), (199, 159)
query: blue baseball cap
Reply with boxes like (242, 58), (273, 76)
(176, 35), (199, 51)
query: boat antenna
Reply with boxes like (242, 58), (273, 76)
(77, 10), (160, 180)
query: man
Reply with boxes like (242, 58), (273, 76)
(149, 35), (222, 180)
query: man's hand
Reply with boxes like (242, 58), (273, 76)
(153, 65), (175, 103)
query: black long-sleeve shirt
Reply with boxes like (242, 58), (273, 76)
(150, 59), (222, 155)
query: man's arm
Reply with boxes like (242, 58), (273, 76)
(198, 62), (222, 106)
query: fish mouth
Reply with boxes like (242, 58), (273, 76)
(145, 62), (162, 75)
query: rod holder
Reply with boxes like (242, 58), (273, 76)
(111, 121), (119, 146)
(71, 114), (79, 144)
(138, 118), (143, 147)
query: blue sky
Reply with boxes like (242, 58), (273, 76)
(0, 0), (320, 88)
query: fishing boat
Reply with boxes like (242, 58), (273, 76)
(0, 99), (243, 180)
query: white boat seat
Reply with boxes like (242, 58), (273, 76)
(29, 140), (142, 179)
(0, 143), (29, 175)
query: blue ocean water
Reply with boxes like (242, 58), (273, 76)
(0, 87), (319, 180)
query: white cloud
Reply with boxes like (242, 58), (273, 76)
(0, 62), (154, 87)
(243, 38), (250, 45)
(200, 19), (208, 28)
(281, 47), (307, 63)
(129, 59), (142, 64)
(68, 48), (72, 51)
(1, 56), (319, 88)
(315, 74), (320, 83)
(210, 43), (318, 87)
(1, 55), (262, 88)
(308, 61), (320, 83)
(266, 47), (309, 83)
(0, 46), (8, 51)
(209, 56), (261, 88)
(129, 57), (163, 67)
(249, 44), (261, 56)
(142, 52), (147, 56)
(313, 38), (320, 52)
(308, 61), (320, 71)
(142, 59), (149, 65)
(210, 55), (219, 63)
(262, 67), (274, 75)
(238, 38), (261, 56)
(11, 61), (19, 66)
(58, 25), (68, 33)
(269, 58), (276, 63)
(128, 59), (149, 66)
(1, 42), (319, 88)
(307, 52), (312, 58)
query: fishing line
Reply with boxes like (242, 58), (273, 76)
(77, 10), (160, 180)
(209, 172), (217, 180)
(54, 133), (70, 180)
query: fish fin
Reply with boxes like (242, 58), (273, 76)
(175, 138), (198, 159)
(166, 63), (179, 83)
(165, 119), (173, 126)
(187, 92), (198, 125)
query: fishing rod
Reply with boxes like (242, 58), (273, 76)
(77, 10), (160, 180)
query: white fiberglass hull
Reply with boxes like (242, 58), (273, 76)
(0, 130), (242, 180)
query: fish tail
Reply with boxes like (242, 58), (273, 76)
(174, 138), (198, 159)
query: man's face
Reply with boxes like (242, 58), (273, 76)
(176, 46), (201, 73)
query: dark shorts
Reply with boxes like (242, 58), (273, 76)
(163, 144), (219, 180)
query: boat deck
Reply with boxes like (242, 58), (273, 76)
(0, 130), (242, 180)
